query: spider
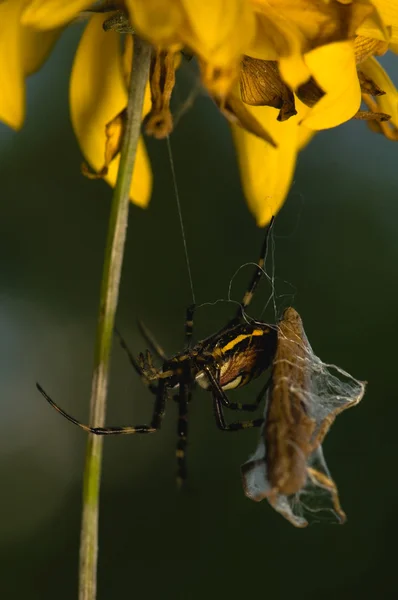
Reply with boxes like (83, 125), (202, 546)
(37, 219), (278, 485)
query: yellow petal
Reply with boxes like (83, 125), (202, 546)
(369, 0), (398, 43)
(251, 0), (378, 86)
(360, 56), (398, 127)
(180, 0), (255, 65)
(249, 10), (309, 88)
(297, 124), (315, 150)
(231, 105), (300, 226)
(301, 41), (361, 130)
(221, 93), (277, 146)
(22, 0), (93, 29)
(356, 8), (390, 43)
(247, 15), (278, 61)
(70, 14), (152, 208)
(179, 0), (256, 97)
(126, 0), (184, 44)
(279, 53), (311, 91)
(22, 24), (59, 76)
(0, 0), (26, 129)
(295, 97), (315, 149)
(0, 0), (58, 129)
(129, 0), (255, 96)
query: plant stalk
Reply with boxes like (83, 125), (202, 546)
(78, 35), (152, 600)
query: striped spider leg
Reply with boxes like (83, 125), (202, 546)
(37, 219), (278, 484)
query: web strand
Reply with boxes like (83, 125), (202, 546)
(166, 135), (196, 305)
(259, 221), (277, 321)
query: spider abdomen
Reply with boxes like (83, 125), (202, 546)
(194, 322), (277, 391)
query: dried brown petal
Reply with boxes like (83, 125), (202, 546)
(82, 108), (127, 179)
(81, 163), (108, 180)
(296, 77), (325, 108)
(145, 49), (177, 139)
(354, 110), (391, 121)
(358, 69), (385, 96)
(362, 93), (398, 140)
(103, 9), (134, 34)
(240, 56), (296, 122)
(354, 35), (388, 64)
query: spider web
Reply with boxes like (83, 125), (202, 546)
(241, 322), (366, 528)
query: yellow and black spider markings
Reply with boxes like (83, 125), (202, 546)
(37, 219), (278, 485)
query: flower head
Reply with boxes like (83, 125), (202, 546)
(1, 0), (397, 224)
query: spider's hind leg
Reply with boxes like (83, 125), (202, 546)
(36, 377), (168, 435)
(175, 382), (191, 487)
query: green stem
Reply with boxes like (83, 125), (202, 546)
(78, 35), (152, 600)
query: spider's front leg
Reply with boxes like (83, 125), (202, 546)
(202, 366), (264, 432)
(235, 216), (274, 319)
(114, 327), (158, 395)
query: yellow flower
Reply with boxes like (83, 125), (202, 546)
(2, 0), (398, 226)
(2, 0), (152, 208)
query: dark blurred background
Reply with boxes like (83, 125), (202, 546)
(1, 24), (397, 600)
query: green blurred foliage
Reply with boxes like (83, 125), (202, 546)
(0, 26), (397, 600)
